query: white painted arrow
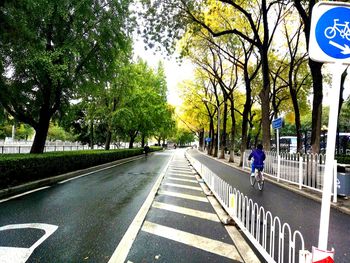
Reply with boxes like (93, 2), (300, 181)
(0, 223), (58, 263)
(329, 40), (350, 54)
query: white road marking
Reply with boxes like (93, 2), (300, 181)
(164, 183), (202, 191)
(59, 158), (142, 184)
(0, 187), (51, 203)
(0, 223), (58, 263)
(157, 190), (208, 203)
(108, 155), (174, 263)
(169, 170), (192, 174)
(152, 201), (220, 222)
(167, 177), (198, 183)
(141, 221), (241, 261)
(168, 169), (193, 173)
(166, 173), (195, 178)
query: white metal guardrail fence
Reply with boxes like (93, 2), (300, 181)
(186, 152), (312, 263)
(243, 150), (338, 201)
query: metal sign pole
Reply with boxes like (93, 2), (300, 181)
(277, 128), (280, 157)
(217, 105), (220, 158)
(318, 63), (346, 250)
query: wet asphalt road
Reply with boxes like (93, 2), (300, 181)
(188, 149), (350, 263)
(0, 151), (172, 262)
(125, 149), (246, 263)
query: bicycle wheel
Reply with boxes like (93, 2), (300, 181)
(324, 27), (336, 39)
(257, 171), (264, 191)
(346, 32), (350, 41)
(250, 171), (255, 186)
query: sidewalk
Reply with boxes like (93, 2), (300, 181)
(200, 150), (350, 216)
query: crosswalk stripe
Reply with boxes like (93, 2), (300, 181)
(167, 177), (198, 183)
(141, 221), (241, 261)
(164, 183), (202, 191)
(157, 190), (208, 203)
(152, 201), (220, 222)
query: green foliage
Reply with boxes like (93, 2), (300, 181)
(0, 0), (134, 152)
(336, 155), (350, 165)
(339, 98), (350, 132)
(174, 128), (195, 145)
(47, 123), (75, 141)
(0, 147), (162, 189)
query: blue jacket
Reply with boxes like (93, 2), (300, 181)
(248, 149), (266, 166)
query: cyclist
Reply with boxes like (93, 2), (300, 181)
(144, 144), (150, 157)
(248, 144), (266, 178)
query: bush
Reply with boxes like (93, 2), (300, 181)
(336, 155), (350, 165)
(0, 146), (162, 189)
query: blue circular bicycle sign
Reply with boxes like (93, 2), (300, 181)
(310, 2), (350, 64)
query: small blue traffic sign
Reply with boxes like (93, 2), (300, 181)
(310, 2), (350, 64)
(272, 117), (283, 129)
(205, 137), (212, 142)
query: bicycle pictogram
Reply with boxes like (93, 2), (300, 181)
(324, 19), (350, 41)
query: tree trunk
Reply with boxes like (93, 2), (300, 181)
(30, 111), (51, 154)
(129, 137), (134, 149)
(260, 86), (271, 150)
(289, 80), (303, 153)
(309, 60), (323, 153)
(128, 131), (138, 149)
(89, 119), (94, 149)
(208, 118), (214, 155)
(105, 129), (112, 150)
(260, 49), (271, 150)
(219, 100), (228, 159)
(240, 69), (252, 166)
(229, 95), (236, 163)
(199, 128), (204, 150)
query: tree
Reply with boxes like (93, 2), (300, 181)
(140, 0), (285, 150)
(112, 59), (170, 148)
(0, 0), (133, 153)
(293, 0), (324, 153)
(174, 128), (195, 146)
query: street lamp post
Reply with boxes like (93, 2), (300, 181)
(202, 98), (220, 158)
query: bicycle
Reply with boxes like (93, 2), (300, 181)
(324, 19), (350, 41)
(250, 167), (264, 191)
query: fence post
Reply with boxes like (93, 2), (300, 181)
(277, 155), (281, 182)
(333, 160), (338, 203)
(299, 250), (312, 263)
(299, 156), (303, 189)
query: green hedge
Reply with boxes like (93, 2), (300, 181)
(336, 155), (350, 165)
(0, 147), (162, 189)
